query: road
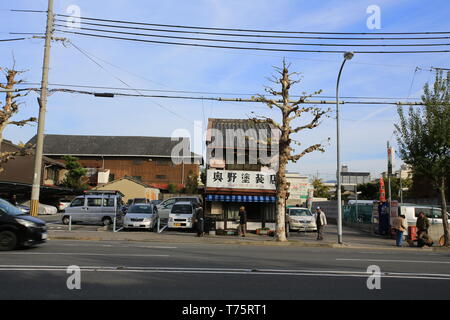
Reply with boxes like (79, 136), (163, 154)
(0, 239), (449, 300)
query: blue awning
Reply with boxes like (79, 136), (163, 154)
(206, 195), (276, 203)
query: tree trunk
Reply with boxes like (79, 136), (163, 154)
(439, 177), (449, 246)
(275, 156), (287, 242)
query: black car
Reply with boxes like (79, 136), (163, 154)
(0, 198), (48, 251)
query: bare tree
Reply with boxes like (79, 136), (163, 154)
(252, 61), (329, 241)
(0, 67), (36, 171)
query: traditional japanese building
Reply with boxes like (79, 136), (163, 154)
(204, 118), (279, 231)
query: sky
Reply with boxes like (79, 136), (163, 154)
(1, 0), (449, 181)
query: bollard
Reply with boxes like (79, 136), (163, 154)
(157, 217), (160, 233)
(69, 215), (72, 231)
(113, 217), (116, 232)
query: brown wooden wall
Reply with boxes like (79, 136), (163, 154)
(51, 156), (199, 188)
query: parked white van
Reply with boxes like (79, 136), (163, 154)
(400, 204), (449, 225)
(168, 201), (195, 229)
(157, 196), (202, 220)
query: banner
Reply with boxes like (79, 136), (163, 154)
(379, 177), (386, 202)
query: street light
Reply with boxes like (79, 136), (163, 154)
(336, 51), (354, 244)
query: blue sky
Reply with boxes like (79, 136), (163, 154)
(1, 0), (449, 181)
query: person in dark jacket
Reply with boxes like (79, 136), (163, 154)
(238, 206), (247, 237)
(416, 211), (433, 247)
(194, 203), (205, 237)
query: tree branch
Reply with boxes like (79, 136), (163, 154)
(289, 144), (325, 162)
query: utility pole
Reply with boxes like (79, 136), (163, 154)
(30, 0), (54, 216)
(387, 141), (392, 211)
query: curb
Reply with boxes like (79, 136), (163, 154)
(47, 232), (449, 251)
(48, 234), (337, 248)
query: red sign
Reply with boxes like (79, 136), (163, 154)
(379, 177), (386, 202)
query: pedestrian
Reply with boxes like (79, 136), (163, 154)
(392, 214), (408, 247)
(238, 206), (247, 237)
(9, 194), (18, 206)
(315, 207), (327, 240)
(194, 203), (204, 237)
(416, 211), (433, 247)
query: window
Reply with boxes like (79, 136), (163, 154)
(414, 207), (433, 218)
(129, 205), (153, 213)
(162, 199), (176, 208)
(70, 198), (84, 207)
(156, 175), (167, 180)
(87, 198), (102, 207)
(132, 176), (142, 182)
(171, 204), (192, 214)
(103, 198), (115, 207)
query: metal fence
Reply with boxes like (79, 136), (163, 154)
(343, 204), (373, 224)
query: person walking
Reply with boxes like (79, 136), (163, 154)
(416, 211), (433, 247)
(392, 214), (408, 247)
(194, 203), (205, 237)
(238, 206), (247, 237)
(315, 207), (327, 240)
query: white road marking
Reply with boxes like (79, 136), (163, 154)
(0, 252), (169, 257)
(0, 265), (449, 280)
(337, 258), (450, 264)
(52, 244), (178, 249)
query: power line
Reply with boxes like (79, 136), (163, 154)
(55, 29), (450, 54)
(5, 81), (422, 101)
(0, 37), (27, 42)
(54, 24), (450, 47)
(54, 13), (450, 36)
(52, 18), (450, 41)
(46, 87), (427, 105)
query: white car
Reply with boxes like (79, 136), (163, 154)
(168, 201), (195, 229)
(20, 201), (58, 215)
(123, 204), (158, 231)
(287, 207), (317, 231)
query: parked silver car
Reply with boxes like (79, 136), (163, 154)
(62, 191), (124, 226)
(123, 204), (158, 231)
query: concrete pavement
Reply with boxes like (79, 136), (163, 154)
(1, 239), (449, 299)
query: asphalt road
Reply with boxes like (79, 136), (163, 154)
(0, 239), (449, 300)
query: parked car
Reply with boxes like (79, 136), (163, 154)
(62, 190), (124, 226)
(0, 198), (47, 250)
(130, 198), (149, 205)
(123, 204), (158, 231)
(150, 200), (162, 206)
(168, 201), (195, 229)
(20, 201), (57, 215)
(157, 196), (202, 220)
(287, 207), (317, 231)
(17, 204), (30, 215)
(57, 198), (73, 212)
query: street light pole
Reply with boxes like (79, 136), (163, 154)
(30, 0), (54, 216)
(336, 51), (354, 244)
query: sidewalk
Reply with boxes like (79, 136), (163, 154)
(47, 223), (442, 251)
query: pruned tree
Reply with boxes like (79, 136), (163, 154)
(184, 169), (199, 194)
(61, 155), (88, 190)
(252, 61), (330, 241)
(395, 70), (450, 246)
(0, 67), (36, 171)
